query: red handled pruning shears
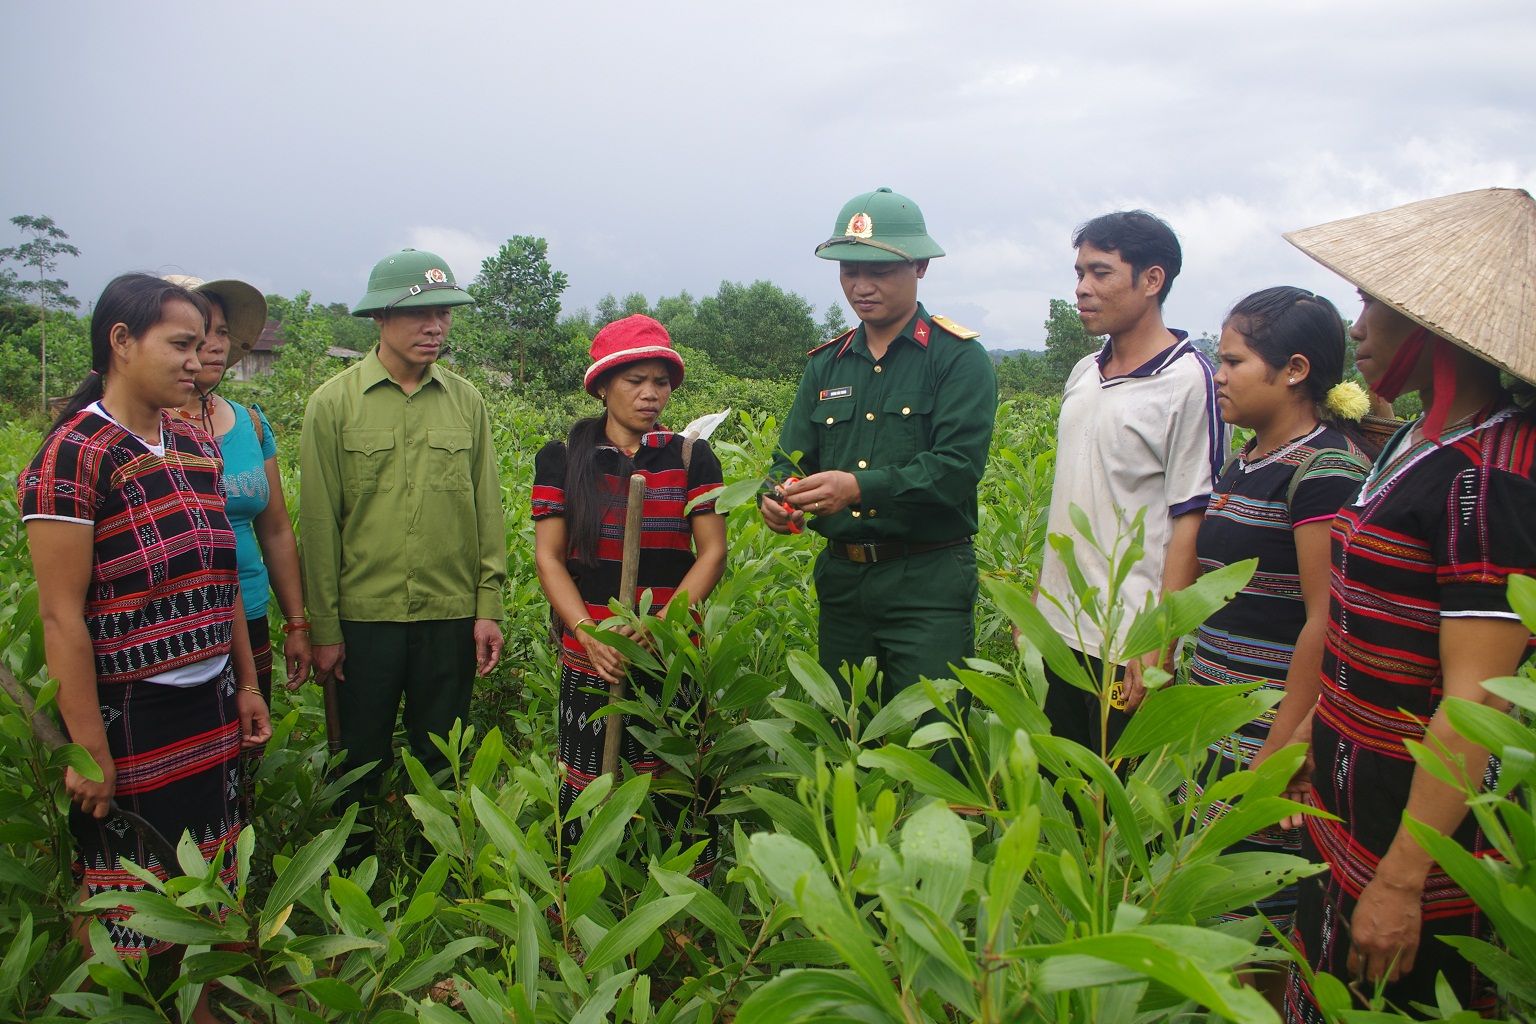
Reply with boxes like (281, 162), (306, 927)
(776, 476), (803, 534)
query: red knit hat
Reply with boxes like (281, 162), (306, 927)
(583, 314), (686, 397)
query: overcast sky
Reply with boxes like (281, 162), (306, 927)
(4, 1), (1534, 350)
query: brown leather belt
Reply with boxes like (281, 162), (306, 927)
(826, 537), (971, 565)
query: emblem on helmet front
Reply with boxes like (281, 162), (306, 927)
(424, 268), (448, 284)
(844, 212), (874, 239)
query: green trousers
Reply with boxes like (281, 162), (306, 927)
(812, 542), (978, 707)
(335, 618), (476, 802)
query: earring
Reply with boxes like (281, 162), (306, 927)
(1288, 377), (1295, 385)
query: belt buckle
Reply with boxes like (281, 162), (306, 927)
(848, 542), (876, 564)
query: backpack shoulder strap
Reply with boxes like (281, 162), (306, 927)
(247, 404), (264, 448)
(1285, 446), (1331, 511)
(681, 435), (695, 472)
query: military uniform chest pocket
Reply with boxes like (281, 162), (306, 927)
(882, 390), (934, 460)
(427, 427), (473, 491)
(341, 428), (396, 494)
(811, 397), (856, 430)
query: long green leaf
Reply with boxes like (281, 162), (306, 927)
(582, 894), (692, 973)
(1444, 696), (1536, 765)
(393, 936), (494, 991)
(1120, 558), (1257, 662)
(984, 578), (1094, 693)
(1404, 816), (1536, 966)
(749, 833), (903, 1018)
(517, 889), (544, 1006)
(899, 801), (971, 920)
(1036, 735), (1149, 876)
(736, 969), (897, 1024)
(570, 968), (639, 1024)
(1015, 930), (1278, 1023)
(651, 864), (749, 950)
(1111, 681), (1273, 761)
(261, 805), (356, 935)
(568, 773), (650, 875)
(857, 747), (981, 807)
(863, 683), (941, 742)
(786, 648), (843, 715)
(1506, 573), (1536, 630)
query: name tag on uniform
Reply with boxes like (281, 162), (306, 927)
(819, 386), (853, 400)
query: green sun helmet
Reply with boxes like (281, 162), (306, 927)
(352, 249), (475, 317)
(815, 187), (946, 263)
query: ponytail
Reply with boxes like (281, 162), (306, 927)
(46, 370), (105, 435)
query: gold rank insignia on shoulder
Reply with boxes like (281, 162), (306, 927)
(931, 315), (980, 340)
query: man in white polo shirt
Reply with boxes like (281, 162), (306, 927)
(1035, 210), (1225, 757)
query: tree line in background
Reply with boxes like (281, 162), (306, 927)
(0, 215), (1149, 421)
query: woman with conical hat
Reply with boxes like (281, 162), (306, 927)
(1280, 188), (1536, 1019)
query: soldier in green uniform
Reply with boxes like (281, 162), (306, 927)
(761, 187), (997, 715)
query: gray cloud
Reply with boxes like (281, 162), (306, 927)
(4, 0), (1532, 348)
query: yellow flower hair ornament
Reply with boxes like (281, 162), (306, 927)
(1325, 380), (1371, 421)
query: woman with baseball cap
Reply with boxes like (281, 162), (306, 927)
(531, 314), (727, 882)
(1280, 189), (1536, 1019)
(165, 276), (311, 705)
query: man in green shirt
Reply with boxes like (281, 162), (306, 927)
(761, 188), (997, 720)
(300, 249), (507, 849)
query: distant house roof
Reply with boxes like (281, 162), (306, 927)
(251, 320), (283, 353)
(251, 321), (359, 361)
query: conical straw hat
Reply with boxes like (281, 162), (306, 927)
(1284, 188), (1536, 384)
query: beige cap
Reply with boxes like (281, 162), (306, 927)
(162, 274), (268, 369)
(1284, 187), (1536, 385)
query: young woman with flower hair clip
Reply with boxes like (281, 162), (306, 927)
(1186, 285), (1375, 995)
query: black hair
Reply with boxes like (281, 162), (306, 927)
(47, 273), (211, 436)
(187, 290), (230, 433)
(562, 412), (629, 568)
(1072, 210), (1183, 304)
(1224, 285), (1379, 456)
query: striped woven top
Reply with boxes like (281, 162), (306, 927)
(532, 430), (722, 671)
(1193, 425), (1369, 722)
(1313, 405), (1536, 859)
(18, 410), (238, 684)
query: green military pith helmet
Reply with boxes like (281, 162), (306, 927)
(351, 249), (475, 317)
(815, 187), (946, 263)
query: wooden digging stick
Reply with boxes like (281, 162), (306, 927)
(601, 472), (648, 777)
(0, 663), (181, 871)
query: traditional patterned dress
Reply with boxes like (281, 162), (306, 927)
(531, 430), (722, 880)
(1191, 426), (1368, 933)
(1285, 406), (1536, 1020)
(19, 407), (244, 956)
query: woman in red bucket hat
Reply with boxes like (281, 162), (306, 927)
(531, 314), (726, 882)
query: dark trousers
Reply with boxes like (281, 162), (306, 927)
(814, 542), (977, 739)
(335, 618), (476, 813)
(556, 663), (718, 881)
(1042, 649), (1132, 759)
